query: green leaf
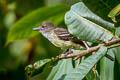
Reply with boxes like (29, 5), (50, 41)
(15, 0), (44, 15)
(47, 59), (74, 80)
(100, 49), (115, 80)
(115, 27), (120, 37)
(113, 47), (120, 64)
(6, 5), (69, 44)
(114, 60), (120, 80)
(65, 2), (115, 43)
(82, 0), (120, 22)
(86, 69), (100, 80)
(64, 46), (107, 80)
(45, 0), (80, 6)
(108, 4), (120, 23)
(25, 59), (52, 77)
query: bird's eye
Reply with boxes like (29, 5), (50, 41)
(41, 26), (45, 29)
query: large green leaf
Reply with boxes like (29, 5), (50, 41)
(114, 61), (120, 80)
(114, 27), (120, 64)
(6, 5), (69, 44)
(65, 2), (115, 43)
(64, 46), (107, 80)
(45, 0), (80, 6)
(113, 47), (120, 64)
(47, 59), (74, 80)
(15, 0), (44, 15)
(100, 49), (115, 80)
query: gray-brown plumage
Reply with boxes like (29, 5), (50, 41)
(54, 28), (84, 45)
(33, 21), (85, 49)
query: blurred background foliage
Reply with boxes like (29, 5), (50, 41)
(1, 0), (120, 80)
(0, 0), (79, 80)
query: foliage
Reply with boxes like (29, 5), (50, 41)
(100, 49), (115, 80)
(65, 2), (115, 43)
(1, 0), (120, 80)
(64, 46), (107, 80)
(6, 5), (69, 44)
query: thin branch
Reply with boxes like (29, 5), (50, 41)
(59, 38), (120, 59)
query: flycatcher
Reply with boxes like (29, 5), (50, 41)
(33, 22), (114, 61)
(33, 21), (85, 50)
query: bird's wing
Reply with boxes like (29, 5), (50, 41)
(54, 28), (84, 45)
(54, 28), (72, 41)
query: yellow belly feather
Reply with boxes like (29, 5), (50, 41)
(51, 32), (84, 50)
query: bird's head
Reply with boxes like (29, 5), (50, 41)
(33, 21), (55, 33)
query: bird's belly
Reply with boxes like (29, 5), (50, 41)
(53, 37), (84, 50)
(54, 39), (73, 49)
(43, 31), (83, 49)
(46, 33), (70, 49)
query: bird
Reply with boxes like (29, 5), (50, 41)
(33, 21), (115, 61)
(33, 21), (86, 51)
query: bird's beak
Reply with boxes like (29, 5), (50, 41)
(33, 27), (40, 31)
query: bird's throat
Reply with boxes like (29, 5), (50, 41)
(40, 31), (54, 43)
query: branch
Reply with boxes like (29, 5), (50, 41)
(59, 38), (120, 59)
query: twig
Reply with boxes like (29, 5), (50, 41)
(59, 38), (120, 59)
(74, 41), (89, 60)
